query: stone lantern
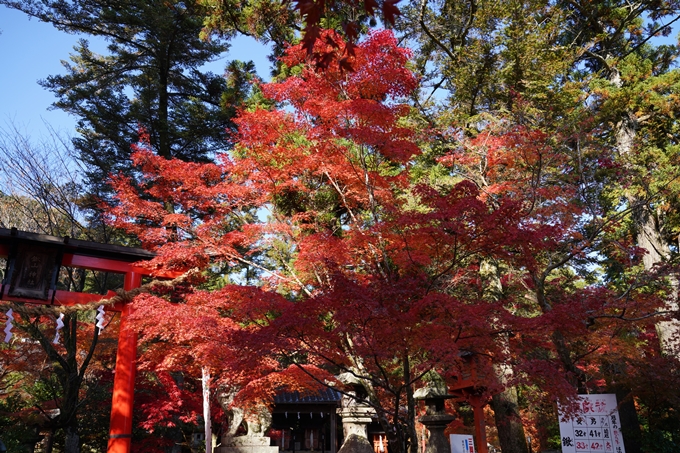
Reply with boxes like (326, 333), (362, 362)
(414, 385), (455, 453)
(336, 373), (375, 453)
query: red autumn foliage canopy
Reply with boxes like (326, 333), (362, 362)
(106, 29), (674, 445)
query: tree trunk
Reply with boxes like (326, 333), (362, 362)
(634, 204), (680, 355)
(614, 72), (680, 358)
(609, 75), (650, 453)
(491, 387), (528, 453)
(64, 425), (80, 453)
(403, 354), (419, 453)
(611, 387), (643, 453)
(481, 260), (529, 453)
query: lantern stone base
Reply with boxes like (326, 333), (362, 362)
(337, 434), (374, 453)
(215, 436), (280, 453)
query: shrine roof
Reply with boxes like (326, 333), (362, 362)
(274, 389), (342, 404)
(0, 227), (154, 263)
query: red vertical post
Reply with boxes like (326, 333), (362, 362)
(471, 396), (489, 453)
(108, 272), (142, 453)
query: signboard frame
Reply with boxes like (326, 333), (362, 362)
(558, 394), (626, 453)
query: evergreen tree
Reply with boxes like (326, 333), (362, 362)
(0, 0), (255, 204)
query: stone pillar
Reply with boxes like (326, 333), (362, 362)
(337, 406), (374, 440)
(414, 387), (455, 453)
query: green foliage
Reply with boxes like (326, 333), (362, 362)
(0, 393), (43, 452)
(0, 0), (257, 206)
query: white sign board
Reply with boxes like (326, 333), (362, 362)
(449, 434), (475, 453)
(558, 394), (626, 453)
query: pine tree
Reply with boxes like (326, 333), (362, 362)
(0, 0), (254, 205)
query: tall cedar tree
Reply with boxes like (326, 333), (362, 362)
(0, 0), (253, 207)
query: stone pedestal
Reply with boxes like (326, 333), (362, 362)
(337, 434), (374, 453)
(419, 413), (456, 453)
(215, 435), (280, 453)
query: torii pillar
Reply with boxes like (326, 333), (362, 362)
(108, 271), (142, 453)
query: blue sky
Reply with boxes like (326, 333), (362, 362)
(0, 5), (273, 139)
(2, 6), (678, 142)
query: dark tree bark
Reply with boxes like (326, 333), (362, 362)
(491, 387), (528, 453)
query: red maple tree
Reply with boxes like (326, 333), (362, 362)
(106, 29), (673, 452)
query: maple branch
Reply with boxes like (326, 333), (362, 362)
(289, 331), (395, 406)
(324, 171), (359, 224)
(570, 345), (602, 363)
(357, 147), (394, 278)
(201, 232), (315, 297)
(359, 146), (380, 225)
(589, 309), (676, 323)
(271, 234), (321, 293)
(312, 268), (326, 288)
(552, 330), (587, 385)
(337, 333), (415, 430)
(375, 358), (396, 395)
(425, 234), (459, 293)
(34, 400), (61, 423)
(299, 320), (449, 413)
(324, 162), (389, 279)
(233, 254), (313, 297)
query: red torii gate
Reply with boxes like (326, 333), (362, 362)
(0, 228), (178, 453)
